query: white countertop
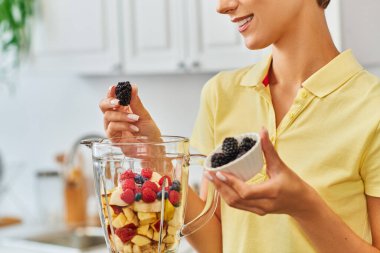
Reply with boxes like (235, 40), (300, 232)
(0, 224), (195, 253)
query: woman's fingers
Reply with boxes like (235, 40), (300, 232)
(106, 122), (140, 137)
(104, 110), (140, 124)
(99, 97), (120, 113)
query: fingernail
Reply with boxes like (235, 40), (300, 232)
(204, 172), (214, 181)
(129, 125), (139, 132)
(127, 114), (139, 121)
(216, 172), (227, 182)
(110, 99), (119, 106)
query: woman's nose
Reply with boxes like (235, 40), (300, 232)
(216, 0), (238, 14)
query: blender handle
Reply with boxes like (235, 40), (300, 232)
(180, 154), (219, 237)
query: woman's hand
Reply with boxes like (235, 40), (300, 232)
(207, 128), (317, 218)
(99, 84), (161, 140)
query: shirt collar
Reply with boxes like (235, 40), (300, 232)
(240, 50), (363, 98)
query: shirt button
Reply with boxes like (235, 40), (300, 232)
(270, 135), (276, 142)
(290, 112), (296, 119)
(301, 91), (308, 99)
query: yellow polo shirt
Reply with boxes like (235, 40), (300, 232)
(190, 50), (380, 253)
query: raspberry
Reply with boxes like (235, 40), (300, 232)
(158, 176), (172, 186)
(115, 224), (137, 243)
(169, 190), (180, 207)
(120, 169), (135, 181)
(141, 168), (153, 179)
(135, 186), (142, 194)
(142, 181), (159, 193)
(211, 153), (231, 168)
(222, 137), (239, 159)
(134, 174), (144, 185)
(115, 81), (132, 106)
(122, 179), (136, 192)
(110, 205), (123, 215)
(142, 188), (156, 203)
(238, 137), (256, 153)
(120, 189), (135, 204)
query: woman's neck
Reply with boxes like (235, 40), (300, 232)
(270, 7), (339, 87)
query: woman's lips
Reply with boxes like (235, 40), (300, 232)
(235, 15), (254, 33)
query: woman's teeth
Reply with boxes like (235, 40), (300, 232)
(237, 15), (253, 28)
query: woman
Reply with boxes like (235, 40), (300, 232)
(100, 0), (380, 252)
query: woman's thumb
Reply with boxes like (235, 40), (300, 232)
(129, 84), (150, 118)
(260, 127), (282, 174)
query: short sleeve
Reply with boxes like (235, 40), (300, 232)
(190, 75), (219, 155)
(361, 121), (380, 197)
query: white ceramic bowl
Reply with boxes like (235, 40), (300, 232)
(204, 133), (264, 181)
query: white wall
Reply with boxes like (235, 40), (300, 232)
(0, 72), (213, 220)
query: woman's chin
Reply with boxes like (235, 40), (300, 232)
(244, 37), (272, 50)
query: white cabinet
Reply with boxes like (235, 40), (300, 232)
(31, 0), (120, 74)
(187, 0), (264, 72)
(121, 0), (263, 74)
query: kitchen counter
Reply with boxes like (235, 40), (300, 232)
(0, 224), (194, 253)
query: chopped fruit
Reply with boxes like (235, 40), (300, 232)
(222, 137), (239, 158)
(123, 243), (133, 253)
(133, 200), (161, 213)
(133, 244), (142, 253)
(137, 212), (156, 225)
(146, 228), (154, 239)
(121, 189), (135, 204)
(164, 199), (175, 221)
(131, 235), (151, 246)
(168, 210), (180, 226)
(112, 234), (124, 252)
(169, 190), (180, 207)
(142, 181), (159, 193)
(151, 220), (166, 233)
(115, 224), (137, 243)
(112, 213), (127, 228)
(153, 230), (166, 242)
(122, 179), (136, 191)
(109, 188), (128, 206)
(134, 174), (145, 185)
(150, 172), (162, 183)
(163, 235), (175, 244)
(131, 215), (139, 227)
(167, 225), (177, 236)
(122, 207), (136, 221)
(158, 175), (172, 186)
(110, 205), (123, 215)
(141, 168), (153, 179)
(120, 169), (135, 181)
(115, 81), (132, 106)
(137, 224), (150, 236)
(142, 188), (156, 203)
(211, 152), (231, 168)
(135, 192), (142, 201)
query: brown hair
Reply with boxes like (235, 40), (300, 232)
(317, 0), (331, 9)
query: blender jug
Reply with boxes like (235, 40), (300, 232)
(82, 136), (218, 253)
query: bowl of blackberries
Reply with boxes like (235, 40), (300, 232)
(204, 133), (264, 181)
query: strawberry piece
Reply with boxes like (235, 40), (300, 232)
(158, 175), (172, 186)
(120, 189), (135, 204)
(110, 205), (123, 215)
(169, 190), (180, 207)
(120, 169), (135, 181)
(122, 179), (136, 191)
(142, 188), (156, 203)
(115, 225), (137, 243)
(142, 181), (159, 193)
(141, 168), (153, 179)
(152, 220), (167, 233)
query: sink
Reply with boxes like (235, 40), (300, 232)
(1, 227), (107, 253)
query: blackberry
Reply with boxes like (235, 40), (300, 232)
(222, 137), (239, 159)
(211, 153), (231, 168)
(115, 81), (132, 106)
(238, 137), (256, 153)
